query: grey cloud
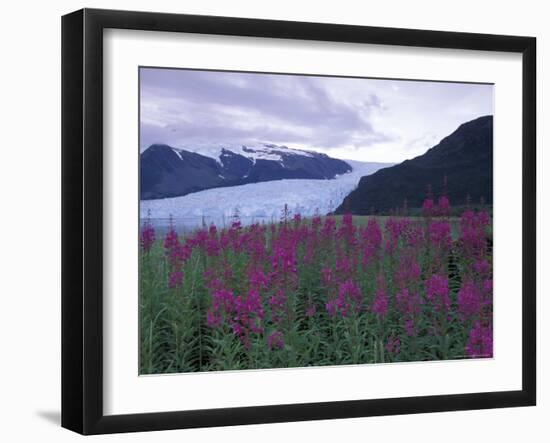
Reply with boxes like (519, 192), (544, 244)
(139, 68), (388, 151)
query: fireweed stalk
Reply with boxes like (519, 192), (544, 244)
(140, 211), (156, 254)
(139, 196), (493, 373)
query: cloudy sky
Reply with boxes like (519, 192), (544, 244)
(140, 67), (493, 163)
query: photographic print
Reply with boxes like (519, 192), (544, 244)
(139, 67), (494, 375)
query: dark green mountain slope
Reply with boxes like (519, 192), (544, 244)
(335, 115), (493, 214)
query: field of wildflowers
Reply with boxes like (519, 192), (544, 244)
(139, 196), (493, 374)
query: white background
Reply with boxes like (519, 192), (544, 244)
(0, 0), (546, 441)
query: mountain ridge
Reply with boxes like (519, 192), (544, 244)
(334, 115), (493, 214)
(140, 142), (352, 200)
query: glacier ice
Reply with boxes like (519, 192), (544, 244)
(140, 160), (390, 230)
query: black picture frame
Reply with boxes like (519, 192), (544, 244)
(61, 8), (537, 435)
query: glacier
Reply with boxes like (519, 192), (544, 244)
(172, 141), (316, 165)
(140, 160), (391, 231)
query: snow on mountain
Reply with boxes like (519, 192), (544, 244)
(175, 142), (315, 165)
(140, 142), (352, 200)
(141, 160), (392, 231)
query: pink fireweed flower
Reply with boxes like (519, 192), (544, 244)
(437, 195), (451, 216)
(140, 219), (156, 253)
(168, 243), (192, 268)
(219, 231), (230, 251)
(385, 218), (404, 241)
(457, 280), (482, 321)
(322, 216), (336, 239)
(210, 288), (233, 313)
(396, 288), (409, 312)
(271, 235), (298, 277)
(372, 274), (389, 318)
(245, 224), (268, 261)
(204, 274), (224, 293)
(164, 235), (191, 275)
(405, 226), (425, 249)
(394, 254), (421, 290)
(213, 289), (265, 347)
(227, 223), (243, 252)
(231, 219), (242, 231)
(267, 331), (285, 350)
(223, 265), (233, 282)
(337, 213), (357, 248)
(474, 259), (491, 277)
(362, 246), (375, 268)
(235, 289), (265, 326)
(168, 270), (184, 289)
(396, 288), (422, 315)
(396, 288), (422, 336)
(205, 224), (220, 255)
(163, 226), (179, 253)
(363, 218), (382, 249)
(327, 279), (362, 317)
(477, 210), (490, 226)
(303, 233), (318, 265)
(405, 318), (416, 336)
(385, 335), (401, 355)
(460, 210), (491, 259)
(422, 198), (435, 217)
(342, 212), (353, 226)
(206, 310), (222, 329)
(384, 238), (395, 255)
(232, 323), (244, 337)
(311, 212), (322, 230)
(248, 267), (269, 292)
(269, 290), (288, 324)
(206, 288), (235, 328)
(466, 321), (493, 358)
(428, 221), (452, 250)
(425, 274), (450, 313)
(205, 236), (220, 257)
(325, 299), (337, 317)
(248, 237), (267, 261)
(190, 229), (209, 249)
(361, 218), (382, 266)
(336, 256), (354, 280)
(385, 218), (409, 255)
(341, 279), (363, 314)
